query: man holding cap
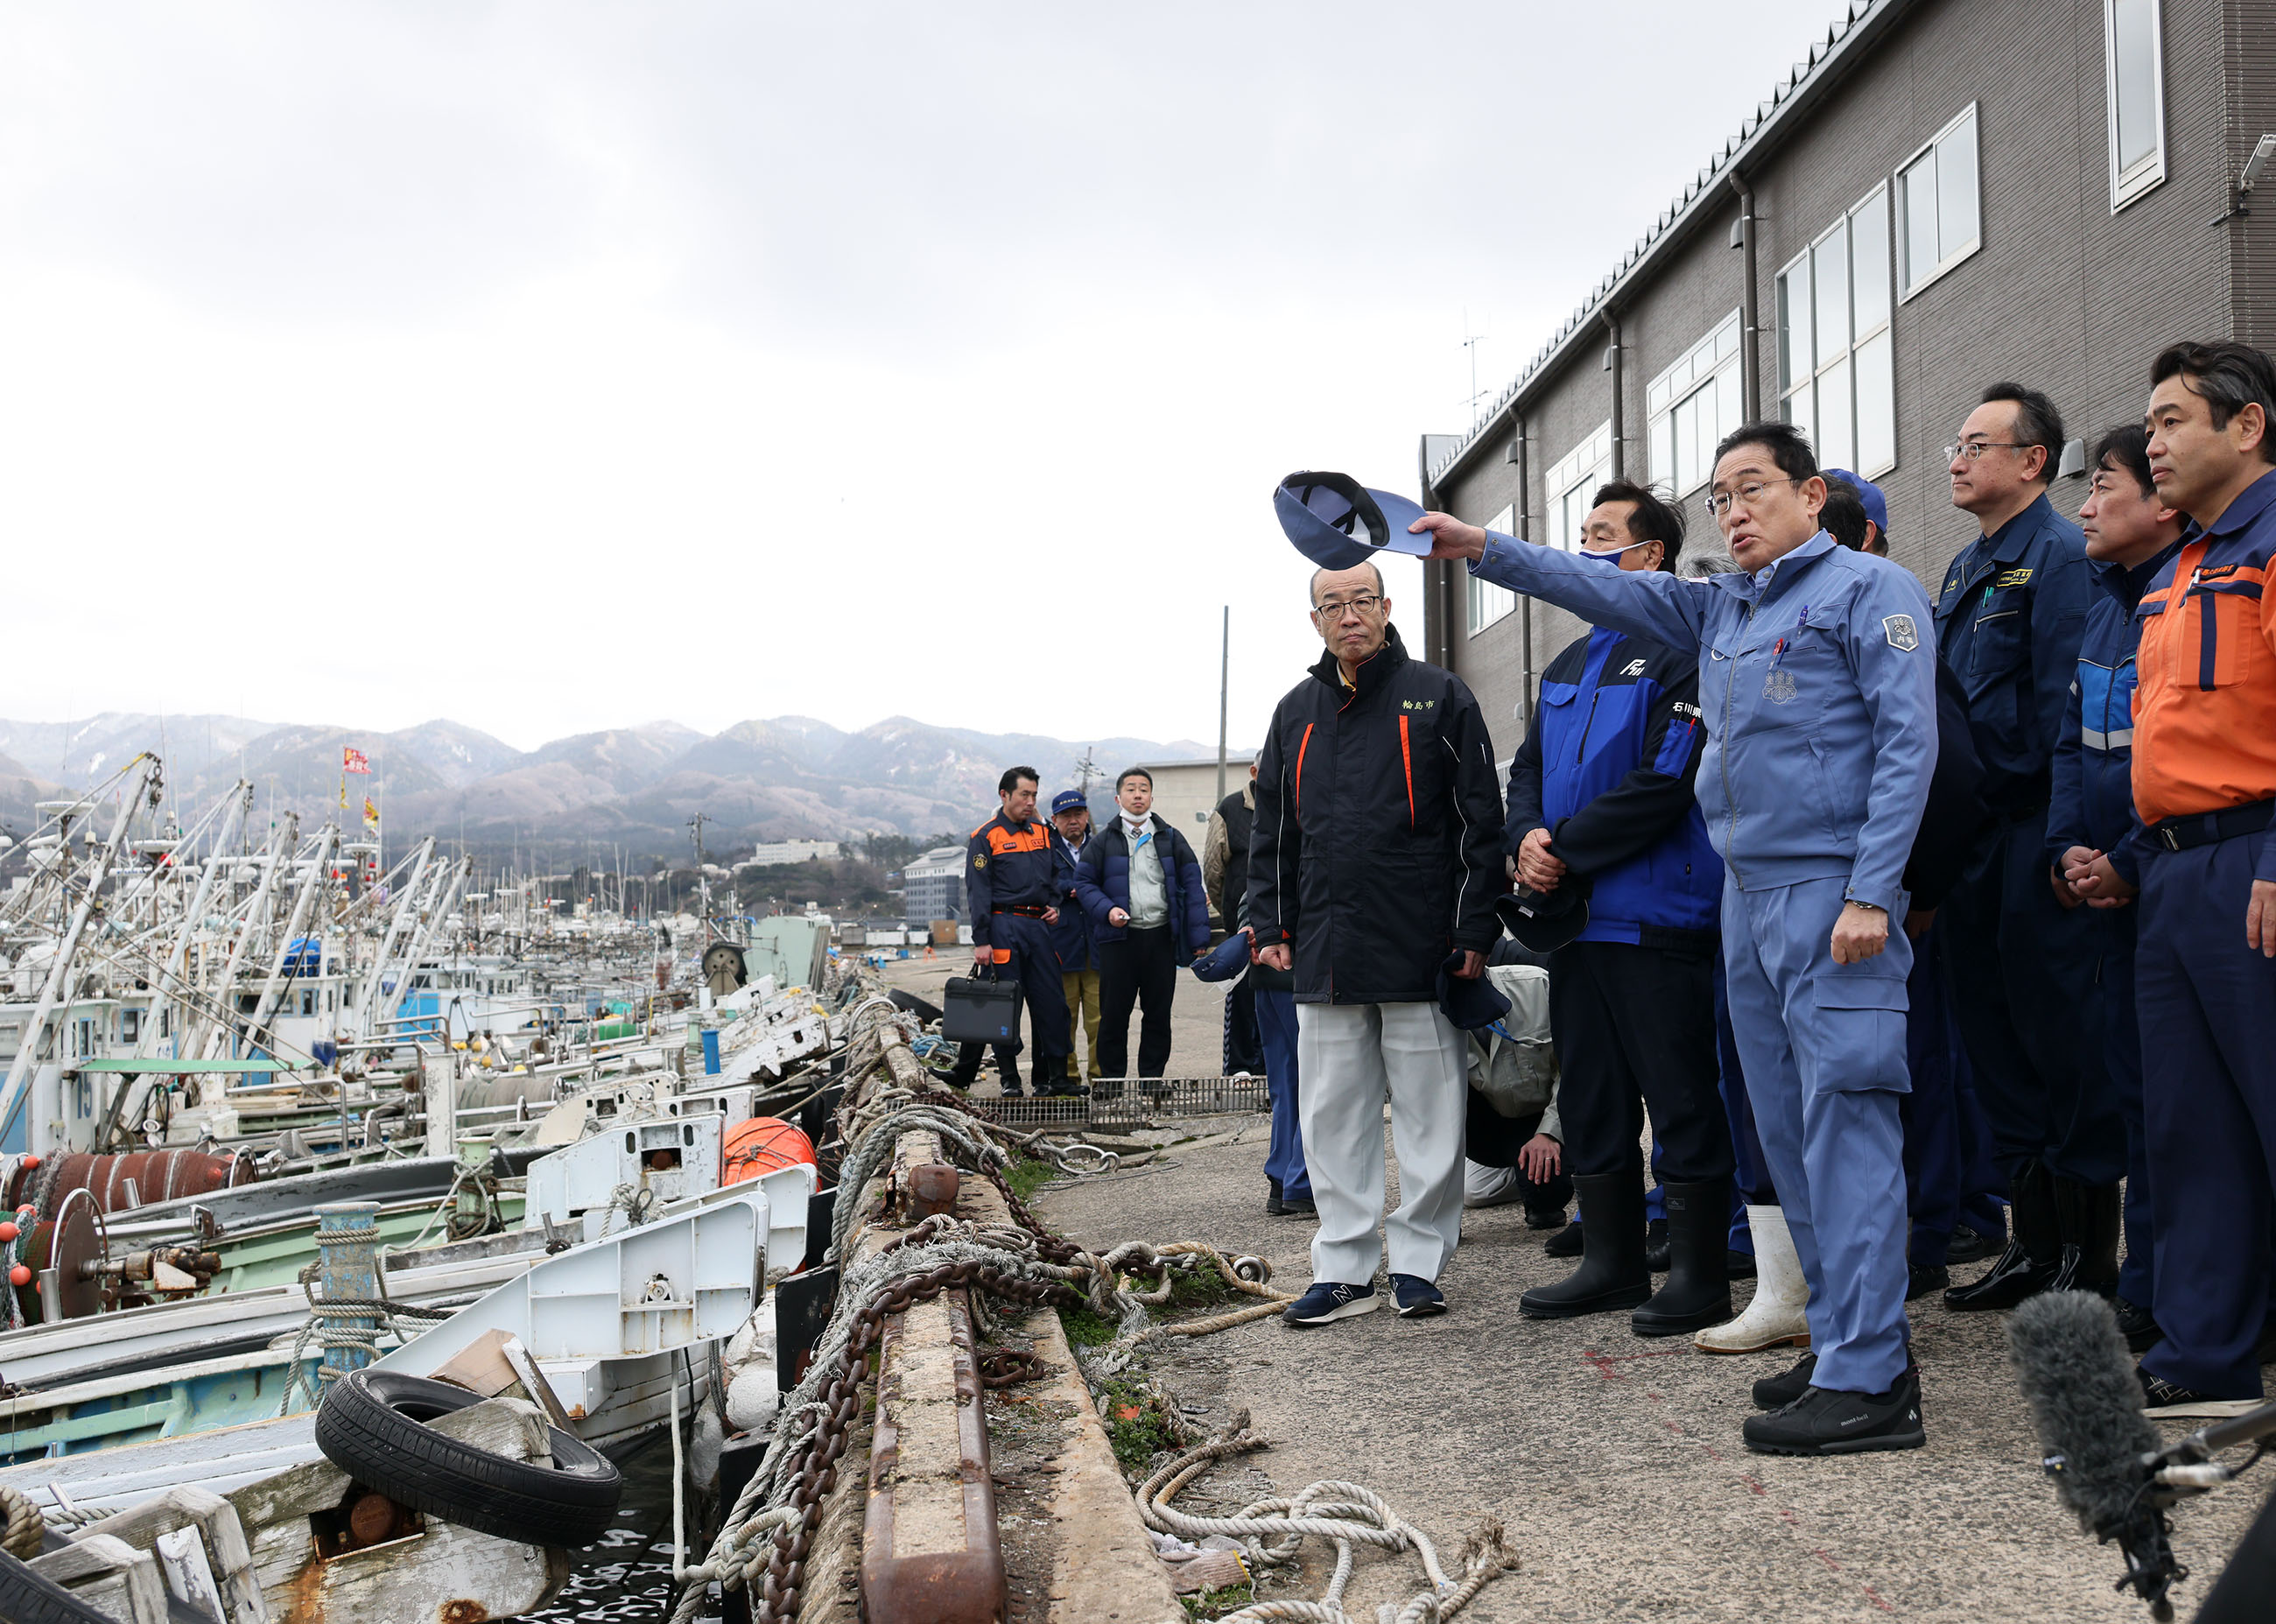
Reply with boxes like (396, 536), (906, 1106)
(1415, 423), (1938, 1454)
(1254, 472), (1507, 1324)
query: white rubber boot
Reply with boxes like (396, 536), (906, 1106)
(1693, 1205), (1811, 1353)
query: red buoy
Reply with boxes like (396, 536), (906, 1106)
(0, 1224), (18, 1244)
(723, 1116), (818, 1185)
(8, 1265), (31, 1287)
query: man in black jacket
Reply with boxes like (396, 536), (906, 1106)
(1249, 562), (1506, 1324)
(1204, 763), (1267, 1076)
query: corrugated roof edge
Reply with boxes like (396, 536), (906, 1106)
(1426, 0), (1921, 493)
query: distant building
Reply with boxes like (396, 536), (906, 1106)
(1130, 756), (1256, 836)
(901, 844), (967, 925)
(737, 840), (841, 869)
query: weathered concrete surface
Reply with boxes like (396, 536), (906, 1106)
(1036, 1126), (2266, 1624)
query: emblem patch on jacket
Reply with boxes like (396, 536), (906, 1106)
(1764, 668), (1798, 704)
(1996, 567), (2034, 589)
(972, 854), (987, 868)
(1884, 614), (1920, 651)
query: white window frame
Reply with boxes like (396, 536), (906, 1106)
(1543, 424), (1614, 553)
(2104, 0), (2167, 211)
(1778, 186), (1896, 480)
(1896, 103), (1982, 302)
(1647, 311), (1743, 498)
(1467, 504), (1517, 634)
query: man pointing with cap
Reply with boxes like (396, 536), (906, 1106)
(1253, 480), (1506, 1324)
(1416, 422), (1938, 1455)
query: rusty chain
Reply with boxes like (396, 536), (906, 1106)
(739, 1255), (1088, 1623)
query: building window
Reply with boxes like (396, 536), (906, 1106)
(1544, 424), (1614, 552)
(1468, 505), (1517, 634)
(1897, 104), (1980, 299)
(1647, 312), (1743, 497)
(1778, 186), (1895, 477)
(2105, 0), (2166, 209)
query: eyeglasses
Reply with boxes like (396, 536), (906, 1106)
(1944, 441), (2025, 462)
(1701, 478), (1802, 520)
(1312, 593), (1383, 617)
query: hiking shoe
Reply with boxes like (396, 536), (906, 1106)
(1947, 1222), (2001, 1264)
(1266, 1187), (1316, 1217)
(1523, 1204), (1569, 1231)
(1282, 1281), (1378, 1326)
(1645, 1217), (1671, 1272)
(1752, 1352), (1819, 1411)
(2112, 1297), (2163, 1354)
(1726, 1248), (1758, 1281)
(1743, 1368), (1924, 1456)
(1543, 1220), (1584, 1258)
(1907, 1263), (1951, 1301)
(1390, 1274), (1445, 1318)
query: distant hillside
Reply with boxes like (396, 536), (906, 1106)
(0, 711), (1229, 862)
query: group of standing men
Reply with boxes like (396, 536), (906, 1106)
(1404, 339), (2276, 1452)
(948, 764), (1213, 1099)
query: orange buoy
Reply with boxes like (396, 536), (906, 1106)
(0, 1224), (18, 1244)
(723, 1116), (818, 1185)
(8, 1265), (29, 1287)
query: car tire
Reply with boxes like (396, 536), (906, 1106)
(0, 1549), (111, 1624)
(313, 1369), (623, 1548)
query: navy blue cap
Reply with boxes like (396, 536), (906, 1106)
(1822, 468), (1888, 538)
(1050, 790), (1089, 817)
(1191, 930), (1254, 983)
(1275, 472), (1435, 574)
(1437, 951), (1512, 1030)
(1493, 884), (1589, 954)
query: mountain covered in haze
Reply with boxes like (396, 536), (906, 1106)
(0, 713), (1221, 862)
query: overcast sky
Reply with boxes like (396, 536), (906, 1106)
(1, 1), (1851, 755)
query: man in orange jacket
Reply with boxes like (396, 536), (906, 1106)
(2070, 341), (2276, 1408)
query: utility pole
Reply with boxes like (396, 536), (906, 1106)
(688, 812), (713, 941)
(1216, 605), (1230, 805)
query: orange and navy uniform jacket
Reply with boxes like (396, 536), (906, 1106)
(1246, 622), (1506, 1005)
(2131, 466), (2276, 879)
(964, 812), (1074, 948)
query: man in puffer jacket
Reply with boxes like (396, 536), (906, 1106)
(1074, 769), (1212, 1092)
(1249, 564), (1506, 1325)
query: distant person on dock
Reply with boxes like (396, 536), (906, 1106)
(1249, 563), (1505, 1325)
(1075, 769), (1211, 1096)
(1205, 762), (1268, 1077)
(950, 766), (1077, 1098)
(1048, 789), (1103, 1087)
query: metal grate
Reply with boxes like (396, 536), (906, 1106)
(971, 1074), (1269, 1128)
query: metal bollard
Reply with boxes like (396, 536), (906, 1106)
(313, 1201), (382, 1384)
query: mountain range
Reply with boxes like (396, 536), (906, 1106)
(0, 714), (1221, 862)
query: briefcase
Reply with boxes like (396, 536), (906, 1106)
(942, 971), (1022, 1045)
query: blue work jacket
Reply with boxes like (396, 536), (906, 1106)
(1506, 623), (1722, 950)
(2047, 545), (2180, 888)
(1932, 494), (2092, 816)
(1472, 531), (1936, 914)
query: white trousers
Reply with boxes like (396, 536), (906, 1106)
(1296, 1001), (1469, 1284)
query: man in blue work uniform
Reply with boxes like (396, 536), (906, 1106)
(1501, 479), (1732, 1337)
(2047, 425), (2184, 1352)
(1934, 383), (2125, 1314)
(1048, 789), (1102, 1087)
(2070, 341), (2276, 1408)
(1419, 419), (1937, 1454)
(950, 766), (1078, 1098)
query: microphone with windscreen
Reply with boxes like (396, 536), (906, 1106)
(2006, 1290), (2182, 1617)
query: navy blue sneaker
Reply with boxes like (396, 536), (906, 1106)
(1390, 1274), (1445, 1318)
(1281, 1280), (1378, 1325)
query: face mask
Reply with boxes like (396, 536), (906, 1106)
(1579, 537), (1659, 564)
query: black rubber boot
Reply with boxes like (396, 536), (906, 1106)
(1945, 1159), (2059, 1311)
(2048, 1177), (2123, 1296)
(1521, 1173), (1650, 1319)
(1633, 1180), (1734, 1337)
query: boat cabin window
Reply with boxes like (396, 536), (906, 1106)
(121, 1009), (140, 1043)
